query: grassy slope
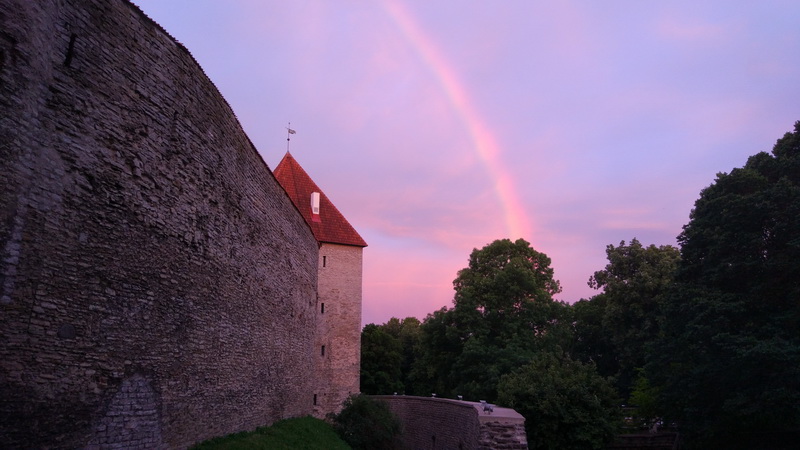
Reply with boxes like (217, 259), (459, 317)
(191, 416), (351, 450)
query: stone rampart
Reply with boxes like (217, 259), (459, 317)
(373, 395), (528, 450)
(0, 0), (319, 447)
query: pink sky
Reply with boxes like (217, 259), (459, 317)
(134, 0), (800, 326)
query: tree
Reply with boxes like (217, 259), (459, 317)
(360, 324), (403, 395)
(649, 121), (800, 447)
(412, 239), (570, 402)
(571, 296), (617, 382)
(407, 307), (461, 397)
(331, 394), (401, 450)
(381, 317), (421, 394)
(361, 318), (422, 395)
(497, 351), (621, 450)
(584, 239), (679, 397)
(627, 369), (660, 430)
(452, 238), (561, 317)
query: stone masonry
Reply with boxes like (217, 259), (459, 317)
(315, 242), (363, 416)
(0, 0), (321, 447)
(272, 152), (367, 418)
(374, 395), (528, 450)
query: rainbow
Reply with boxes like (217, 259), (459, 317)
(383, 0), (533, 241)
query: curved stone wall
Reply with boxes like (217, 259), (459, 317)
(373, 396), (528, 450)
(0, 0), (318, 447)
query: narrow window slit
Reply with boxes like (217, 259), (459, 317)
(64, 33), (77, 67)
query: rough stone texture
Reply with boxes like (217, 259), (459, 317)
(86, 374), (162, 449)
(314, 243), (363, 417)
(0, 0), (319, 448)
(374, 396), (528, 450)
(478, 421), (528, 450)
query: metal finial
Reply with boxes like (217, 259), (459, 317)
(286, 122), (296, 152)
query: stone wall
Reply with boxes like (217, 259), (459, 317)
(0, 0), (319, 448)
(314, 243), (363, 417)
(374, 396), (528, 450)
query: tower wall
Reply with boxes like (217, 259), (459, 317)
(314, 243), (364, 416)
(0, 0), (319, 447)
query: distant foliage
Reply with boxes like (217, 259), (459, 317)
(360, 317), (421, 395)
(575, 238), (679, 398)
(331, 394), (401, 450)
(570, 296), (617, 384)
(497, 351), (621, 450)
(627, 369), (660, 429)
(410, 238), (572, 402)
(381, 317), (422, 394)
(360, 324), (403, 395)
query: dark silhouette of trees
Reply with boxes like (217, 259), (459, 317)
(648, 121), (800, 447)
(361, 122), (800, 448)
(574, 239), (679, 398)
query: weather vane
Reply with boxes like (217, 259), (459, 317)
(286, 122), (296, 152)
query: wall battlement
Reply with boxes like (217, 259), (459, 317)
(0, 0), (323, 447)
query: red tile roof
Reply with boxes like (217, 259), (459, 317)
(273, 152), (367, 247)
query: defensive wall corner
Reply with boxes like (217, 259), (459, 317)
(372, 395), (528, 450)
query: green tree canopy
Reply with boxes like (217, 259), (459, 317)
(497, 351), (621, 450)
(582, 238), (679, 397)
(407, 306), (461, 397)
(381, 317), (421, 394)
(412, 239), (571, 402)
(649, 121), (800, 447)
(571, 296), (617, 383)
(360, 324), (403, 395)
(361, 318), (422, 395)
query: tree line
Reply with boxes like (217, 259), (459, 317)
(360, 121), (800, 449)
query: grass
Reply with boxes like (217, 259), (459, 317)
(191, 416), (351, 450)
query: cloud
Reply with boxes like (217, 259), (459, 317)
(134, 0), (800, 326)
(656, 14), (731, 42)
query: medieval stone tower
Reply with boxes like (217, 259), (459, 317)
(273, 152), (367, 417)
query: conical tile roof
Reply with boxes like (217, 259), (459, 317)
(274, 152), (367, 247)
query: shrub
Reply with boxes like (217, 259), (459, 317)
(330, 394), (401, 450)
